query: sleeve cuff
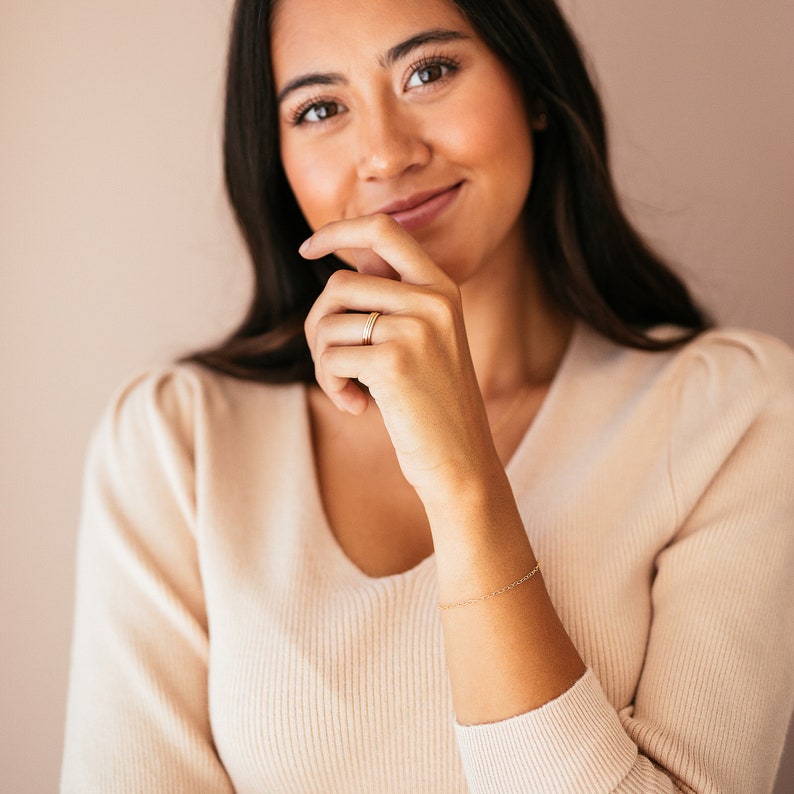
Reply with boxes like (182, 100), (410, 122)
(453, 668), (638, 794)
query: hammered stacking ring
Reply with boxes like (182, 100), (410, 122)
(361, 311), (381, 346)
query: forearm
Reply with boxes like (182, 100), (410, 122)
(429, 474), (683, 792)
(426, 468), (585, 726)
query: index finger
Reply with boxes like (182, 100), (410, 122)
(299, 214), (444, 287)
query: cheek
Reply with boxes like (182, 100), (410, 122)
(488, 106), (533, 186)
(441, 83), (534, 196)
(280, 142), (348, 231)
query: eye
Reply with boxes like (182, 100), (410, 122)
(407, 63), (448, 88)
(405, 56), (460, 90)
(290, 100), (345, 126)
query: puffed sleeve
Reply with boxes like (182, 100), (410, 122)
(621, 332), (794, 792)
(454, 331), (794, 793)
(60, 366), (235, 793)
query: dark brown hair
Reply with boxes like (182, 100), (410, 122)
(180, 0), (711, 383)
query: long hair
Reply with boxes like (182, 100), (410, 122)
(180, 0), (711, 383)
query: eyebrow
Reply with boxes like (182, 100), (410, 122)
(276, 28), (471, 105)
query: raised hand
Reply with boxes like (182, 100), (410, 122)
(301, 213), (502, 503)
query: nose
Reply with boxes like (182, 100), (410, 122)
(355, 101), (431, 181)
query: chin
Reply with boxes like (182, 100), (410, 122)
(411, 233), (479, 284)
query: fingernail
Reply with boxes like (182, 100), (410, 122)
(298, 238), (312, 255)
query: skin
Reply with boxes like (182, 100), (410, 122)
(272, 0), (585, 725)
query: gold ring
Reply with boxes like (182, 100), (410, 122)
(361, 311), (381, 346)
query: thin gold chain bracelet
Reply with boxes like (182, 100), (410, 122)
(437, 562), (541, 610)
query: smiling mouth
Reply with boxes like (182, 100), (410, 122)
(374, 182), (463, 232)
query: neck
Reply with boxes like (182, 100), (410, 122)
(458, 230), (573, 399)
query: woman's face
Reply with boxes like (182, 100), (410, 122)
(271, 0), (538, 284)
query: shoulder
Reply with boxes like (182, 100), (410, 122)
(102, 361), (304, 420)
(661, 327), (794, 426)
(665, 326), (794, 384)
(89, 362), (304, 462)
(580, 324), (794, 408)
(652, 329), (794, 512)
(566, 325), (793, 433)
(571, 324), (794, 471)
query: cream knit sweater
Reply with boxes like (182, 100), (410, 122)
(61, 324), (794, 793)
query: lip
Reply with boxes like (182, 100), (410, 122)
(373, 182), (463, 232)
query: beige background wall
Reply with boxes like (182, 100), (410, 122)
(1, 1), (791, 791)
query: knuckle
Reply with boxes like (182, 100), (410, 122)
(372, 212), (398, 237)
(325, 270), (345, 289)
(445, 280), (462, 305)
(314, 314), (336, 338)
(314, 314), (333, 345)
(402, 314), (431, 346)
(424, 291), (457, 326)
(380, 341), (409, 378)
(326, 269), (350, 290)
(319, 346), (338, 368)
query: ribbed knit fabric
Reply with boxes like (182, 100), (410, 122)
(61, 323), (794, 793)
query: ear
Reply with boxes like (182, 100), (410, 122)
(530, 98), (549, 131)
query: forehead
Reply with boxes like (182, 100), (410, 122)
(271, 0), (472, 80)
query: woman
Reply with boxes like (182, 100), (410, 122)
(61, 0), (794, 791)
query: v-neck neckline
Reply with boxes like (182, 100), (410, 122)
(298, 321), (584, 585)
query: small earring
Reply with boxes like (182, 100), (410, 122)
(536, 111), (548, 126)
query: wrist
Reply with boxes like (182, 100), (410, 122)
(418, 454), (513, 526)
(421, 465), (529, 566)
